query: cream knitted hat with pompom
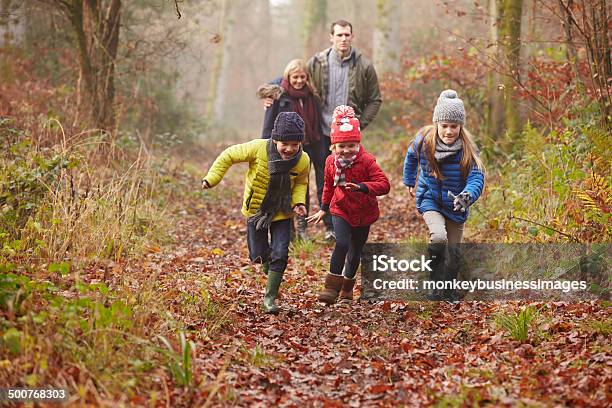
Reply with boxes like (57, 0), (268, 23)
(432, 89), (465, 124)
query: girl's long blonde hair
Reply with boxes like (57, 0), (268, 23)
(283, 59), (320, 100)
(416, 125), (485, 180)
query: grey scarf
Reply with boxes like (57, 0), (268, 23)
(435, 137), (463, 162)
(248, 139), (302, 230)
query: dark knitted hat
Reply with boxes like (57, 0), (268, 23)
(271, 112), (305, 142)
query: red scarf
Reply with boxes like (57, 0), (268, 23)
(280, 78), (321, 145)
(333, 147), (359, 187)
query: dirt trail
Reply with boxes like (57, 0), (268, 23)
(149, 162), (608, 406)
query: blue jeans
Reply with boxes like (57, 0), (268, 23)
(246, 218), (291, 273)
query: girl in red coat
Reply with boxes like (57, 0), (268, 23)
(307, 105), (390, 304)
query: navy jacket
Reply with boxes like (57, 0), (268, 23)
(403, 133), (485, 224)
(261, 78), (323, 140)
(261, 79), (291, 139)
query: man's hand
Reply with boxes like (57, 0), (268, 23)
(306, 210), (326, 224)
(293, 205), (307, 216)
(406, 186), (415, 197)
(202, 179), (211, 189)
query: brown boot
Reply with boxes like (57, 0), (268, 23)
(318, 273), (344, 305)
(339, 278), (356, 302)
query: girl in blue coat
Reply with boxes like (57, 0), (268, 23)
(403, 89), (485, 301)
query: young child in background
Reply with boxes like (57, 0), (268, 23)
(403, 89), (485, 301)
(202, 112), (310, 314)
(308, 105), (390, 304)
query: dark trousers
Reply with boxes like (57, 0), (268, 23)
(303, 135), (333, 230)
(329, 216), (370, 279)
(246, 218), (291, 273)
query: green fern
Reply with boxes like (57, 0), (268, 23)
(585, 126), (612, 167)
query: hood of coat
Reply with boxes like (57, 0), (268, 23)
(256, 83), (283, 100)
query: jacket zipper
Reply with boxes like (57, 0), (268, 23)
(245, 189), (254, 210)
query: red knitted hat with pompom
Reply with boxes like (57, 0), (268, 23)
(330, 105), (361, 144)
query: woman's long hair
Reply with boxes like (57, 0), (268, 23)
(283, 59), (320, 100)
(417, 125), (485, 180)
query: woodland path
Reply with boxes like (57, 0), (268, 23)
(141, 158), (608, 407)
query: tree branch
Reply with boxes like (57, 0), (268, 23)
(510, 215), (580, 242)
(173, 0), (181, 19)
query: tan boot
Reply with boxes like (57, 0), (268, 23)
(339, 277), (356, 302)
(318, 273), (344, 305)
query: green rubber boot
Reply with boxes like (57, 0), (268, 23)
(262, 270), (283, 314)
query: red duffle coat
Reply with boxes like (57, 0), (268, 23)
(321, 147), (390, 227)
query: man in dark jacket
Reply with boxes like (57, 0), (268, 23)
(308, 20), (382, 136)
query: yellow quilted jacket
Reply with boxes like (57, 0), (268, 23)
(203, 139), (310, 221)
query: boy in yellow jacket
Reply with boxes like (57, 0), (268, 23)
(202, 112), (310, 314)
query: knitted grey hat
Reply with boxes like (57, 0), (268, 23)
(271, 112), (305, 141)
(432, 89), (465, 124)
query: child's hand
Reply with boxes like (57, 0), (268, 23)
(448, 191), (472, 212)
(406, 186), (415, 197)
(202, 179), (211, 189)
(306, 210), (325, 224)
(293, 205), (307, 216)
(344, 182), (360, 191)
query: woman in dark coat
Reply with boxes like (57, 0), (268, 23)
(258, 59), (330, 240)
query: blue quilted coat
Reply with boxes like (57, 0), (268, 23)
(403, 133), (485, 224)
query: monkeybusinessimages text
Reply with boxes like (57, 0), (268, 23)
(370, 255), (588, 293)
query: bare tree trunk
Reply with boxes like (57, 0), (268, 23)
(50, 0), (121, 135)
(205, 0), (233, 124)
(345, 0), (356, 25)
(373, 0), (401, 74)
(587, 0), (611, 126)
(558, 0), (581, 78)
(303, 0), (326, 57)
(498, 0), (524, 137)
(486, 0), (505, 139)
(0, 0), (25, 47)
(521, 0), (537, 125)
(86, 0), (121, 134)
(558, 0), (611, 127)
(257, 0), (271, 75)
(523, 0), (537, 60)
